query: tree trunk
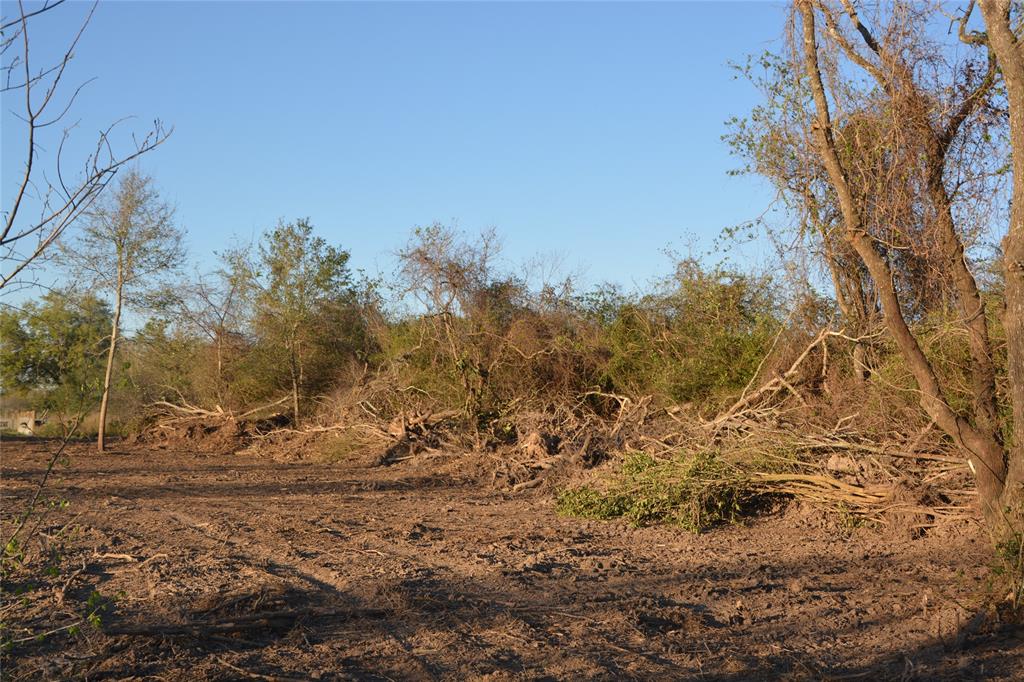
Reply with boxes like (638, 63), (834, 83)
(289, 336), (300, 426)
(97, 275), (124, 453)
(1005, 230), (1024, 495)
(927, 174), (1001, 445)
(813, 203), (871, 383)
(825, 0), (1001, 433)
(215, 330), (224, 407)
(979, 0), (1024, 508)
(291, 373), (300, 426)
(799, 0), (1007, 515)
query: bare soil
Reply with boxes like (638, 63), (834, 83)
(2, 439), (1022, 680)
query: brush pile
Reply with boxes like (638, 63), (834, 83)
(140, 317), (977, 534)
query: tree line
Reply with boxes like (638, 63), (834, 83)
(1, 171), (784, 450)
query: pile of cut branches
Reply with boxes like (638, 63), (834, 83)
(134, 396), (292, 454)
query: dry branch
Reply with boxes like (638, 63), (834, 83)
(707, 328), (833, 433)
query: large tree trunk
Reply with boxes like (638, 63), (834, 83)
(927, 174), (1001, 445)
(980, 0), (1024, 506)
(799, 0), (1008, 515)
(97, 276), (123, 453)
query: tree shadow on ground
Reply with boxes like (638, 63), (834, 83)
(70, 548), (1024, 681)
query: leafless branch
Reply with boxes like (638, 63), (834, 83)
(1, 0), (172, 291)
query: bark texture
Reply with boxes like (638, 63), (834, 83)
(979, 0), (1024, 504)
(98, 274), (123, 453)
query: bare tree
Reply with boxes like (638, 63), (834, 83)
(397, 224), (513, 419)
(59, 169), (185, 452)
(1, 0), (170, 292)
(815, 0), (1001, 446)
(176, 256), (250, 409)
(730, 2), (1005, 391)
(795, 0), (1013, 516)
(725, 50), (881, 378)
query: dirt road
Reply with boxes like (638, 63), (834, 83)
(1, 440), (1021, 680)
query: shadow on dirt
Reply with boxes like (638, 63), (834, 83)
(2, 472), (476, 503)
(77, 554), (1022, 681)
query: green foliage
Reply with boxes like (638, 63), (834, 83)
(52, 170), (186, 447)
(2, 537), (25, 578)
(598, 260), (779, 407)
(256, 219), (354, 319)
(124, 318), (204, 410)
(376, 236), (782, 426)
(0, 291), (112, 420)
(246, 218), (369, 414)
(84, 590), (112, 628)
(13, 219), (785, 432)
(574, 283), (630, 327)
(58, 170), (185, 310)
(556, 451), (763, 533)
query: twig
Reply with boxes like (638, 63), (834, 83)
(511, 478), (543, 493)
(237, 396), (292, 418)
(93, 552), (137, 562)
(708, 328), (832, 433)
(214, 656), (308, 682)
(4, 417), (80, 551)
(136, 552), (168, 568)
(8, 619), (85, 644)
(54, 558), (87, 606)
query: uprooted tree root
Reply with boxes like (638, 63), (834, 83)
(143, 401), (973, 536)
(132, 397), (294, 454)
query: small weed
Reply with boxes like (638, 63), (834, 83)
(832, 502), (870, 535)
(2, 538), (25, 577)
(556, 486), (630, 520)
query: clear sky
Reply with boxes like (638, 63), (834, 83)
(3, 0), (788, 293)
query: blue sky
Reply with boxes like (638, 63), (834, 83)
(3, 1), (787, 293)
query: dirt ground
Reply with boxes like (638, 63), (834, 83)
(2, 438), (1022, 681)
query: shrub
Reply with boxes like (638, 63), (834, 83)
(556, 451), (764, 533)
(597, 261), (780, 409)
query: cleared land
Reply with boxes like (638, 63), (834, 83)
(2, 438), (1022, 680)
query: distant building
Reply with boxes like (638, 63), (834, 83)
(0, 410), (39, 435)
